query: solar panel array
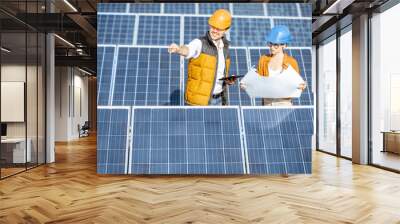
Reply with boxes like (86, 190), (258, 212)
(230, 18), (272, 47)
(98, 3), (311, 17)
(98, 3), (127, 13)
(198, 3), (230, 14)
(97, 14), (135, 45)
(232, 3), (265, 16)
(110, 47), (181, 106)
(164, 3), (196, 14)
(266, 4), (299, 17)
(98, 106), (313, 175)
(97, 3), (314, 175)
(137, 16), (181, 46)
(129, 3), (160, 13)
(97, 107), (130, 174)
(97, 3), (312, 106)
(97, 47), (115, 105)
(130, 107), (245, 174)
(227, 48), (252, 106)
(242, 107), (313, 174)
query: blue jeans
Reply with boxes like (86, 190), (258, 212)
(209, 96), (222, 106)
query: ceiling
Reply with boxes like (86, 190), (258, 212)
(0, 0), (394, 75)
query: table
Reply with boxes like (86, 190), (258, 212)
(1, 138), (31, 163)
(381, 131), (400, 154)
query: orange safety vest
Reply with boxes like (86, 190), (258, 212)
(257, 53), (300, 77)
(185, 33), (231, 106)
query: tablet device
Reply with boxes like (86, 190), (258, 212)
(219, 75), (245, 81)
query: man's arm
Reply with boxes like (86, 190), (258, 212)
(168, 39), (202, 59)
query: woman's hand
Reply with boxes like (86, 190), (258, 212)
(225, 79), (235, 85)
(298, 83), (306, 90)
(224, 75), (237, 85)
(240, 82), (246, 90)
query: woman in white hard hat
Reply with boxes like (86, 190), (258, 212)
(168, 9), (235, 106)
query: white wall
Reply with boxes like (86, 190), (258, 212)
(71, 72), (89, 138)
(55, 67), (69, 141)
(1, 65), (26, 138)
(1, 63), (46, 164)
(55, 67), (89, 141)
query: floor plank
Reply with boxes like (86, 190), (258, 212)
(0, 134), (399, 224)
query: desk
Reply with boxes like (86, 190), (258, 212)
(1, 138), (31, 163)
(382, 131), (400, 154)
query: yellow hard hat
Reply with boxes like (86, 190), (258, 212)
(208, 9), (232, 30)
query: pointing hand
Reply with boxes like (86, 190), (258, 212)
(168, 43), (180, 54)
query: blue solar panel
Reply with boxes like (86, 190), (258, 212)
(273, 19), (311, 47)
(97, 14), (135, 45)
(290, 49), (313, 105)
(248, 48), (265, 106)
(266, 4), (299, 17)
(198, 3), (230, 15)
(230, 18), (271, 47)
(248, 48), (313, 106)
(137, 16), (180, 46)
(129, 3), (161, 13)
(184, 17), (209, 45)
(164, 3), (195, 14)
(111, 47), (181, 106)
(98, 3), (127, 13)
(227, 48), (252, 106)
(241, 107), (313, 174)
(299, 3), (312, 17)
(98, 47), (115, 106)
(130, 107), (245, 174)
(98, 107), (130, 174)
(233, 3), (265, 16)
(248, 48), (266, 69)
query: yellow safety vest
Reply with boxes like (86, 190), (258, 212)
(185, 33), (231, 105)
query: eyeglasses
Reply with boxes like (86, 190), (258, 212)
(210, 26), (227, 32)
(268, 43), (286, 47)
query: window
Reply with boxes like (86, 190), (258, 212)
(317, 36), (337, 154)
(370, 3), (400, 171)
(340, 28), (352, 158)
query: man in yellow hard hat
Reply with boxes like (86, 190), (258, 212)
(168, 9), (234, 106)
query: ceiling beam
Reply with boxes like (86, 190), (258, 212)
(66, 13), (97, 46)
(55, 55), (96, 72)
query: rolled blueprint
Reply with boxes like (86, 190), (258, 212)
(240, 66), (304, 98)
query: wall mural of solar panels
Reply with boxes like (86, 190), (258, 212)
(97, 3), (312, 106)
(98, 106), (313, 175)
(97, 3), (314, 175)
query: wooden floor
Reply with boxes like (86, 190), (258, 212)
(1, 167), (26, 178)
(1, 135), (400, 224)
